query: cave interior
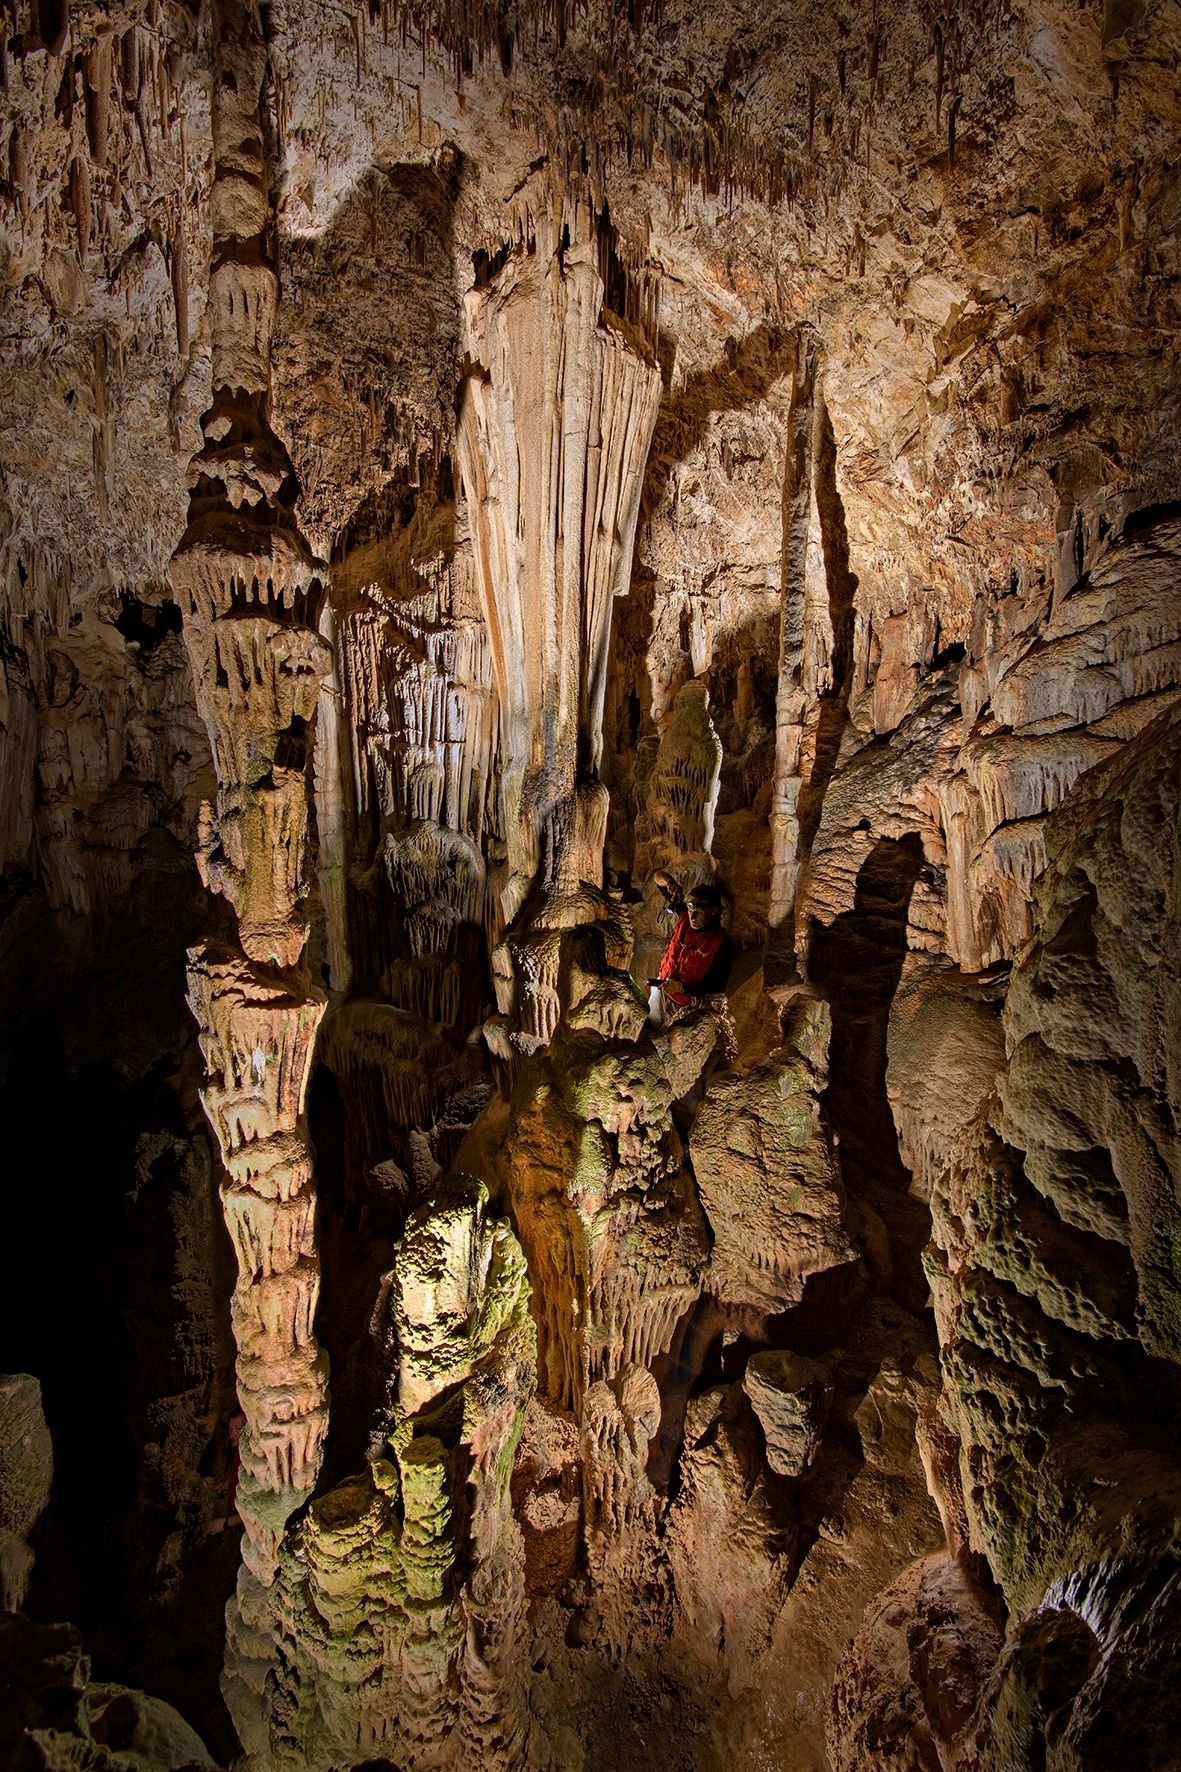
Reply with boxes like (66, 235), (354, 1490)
(1, 0), (1180, 1767)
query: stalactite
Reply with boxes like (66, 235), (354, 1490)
(456, 195), (661, 961)
(170, 213), (187, 355)
(119, 25), (138, 106)
(91, 331), (112, 524)
(768, 338), (817, 960)
(9, 125), (27, 219)
(83, 35), (110, 166)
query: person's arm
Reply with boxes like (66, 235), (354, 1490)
(653, 870), (685, 912)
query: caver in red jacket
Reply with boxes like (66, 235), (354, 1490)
(658, 910), (734, 1008)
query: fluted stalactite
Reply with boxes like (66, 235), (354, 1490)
(168, 0), (331, 1585)
(456, 215), (662, 922)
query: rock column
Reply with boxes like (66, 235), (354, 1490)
(169, 0), (330, 1579)
(769, 341), (819, 962)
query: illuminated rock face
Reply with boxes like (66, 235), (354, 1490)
(224, 1174), (536, 1772)
(923, 705), (1181, 1767)
(0, 1376), (52, 1613)
(491, 1019), (711, 1411)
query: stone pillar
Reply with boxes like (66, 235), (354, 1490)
(768, 339), (819, 970)
(169, 0), (329, 1579)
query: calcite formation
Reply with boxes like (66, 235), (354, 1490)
(1, 0), (1180, 1766)
(0, 1614), (221, 1772)
(169, 0), (332, 1586)
(457, 211), (662, 910)
(493, 1017), (711, 1410)
(691, 1048), (858, 1312)
(225, 1174), (536, 1771)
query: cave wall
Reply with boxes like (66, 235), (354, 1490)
(1, 0), (1179, 1767)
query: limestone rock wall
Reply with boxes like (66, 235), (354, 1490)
(2, 0), (1180, 1766)
(829, 700), (1181, 1772)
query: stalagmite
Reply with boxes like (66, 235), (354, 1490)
(225, 1174), (536, 1770)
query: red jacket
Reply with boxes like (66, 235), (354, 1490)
(659, 914), (733, 1007)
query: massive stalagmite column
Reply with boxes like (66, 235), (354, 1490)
(457, 223), (662, 915)
(169, 0), (329, 1578)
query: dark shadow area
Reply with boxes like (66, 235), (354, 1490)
(307, 1061), (399, 1490)
(795, 395), (857, 862)
(648, 1295), (728, 1493)
(806, 834), (931, 1311)
(0, 851), (239, 1760)
(644, 324), (797, 501)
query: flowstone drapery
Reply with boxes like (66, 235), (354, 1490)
(457, 218), (662, 926)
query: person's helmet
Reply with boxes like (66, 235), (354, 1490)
(685, 883), (721, 909)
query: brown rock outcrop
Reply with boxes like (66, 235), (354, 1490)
(492, 1020), (710, 1411)
(0, 1614), (221, 1772)
(691, 1049), (858, 1313)
(742, 1349), (832, 1480)
(827, 1552), (1004, 1772)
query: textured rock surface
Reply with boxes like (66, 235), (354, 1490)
(692, 1049), (857, 1311)
(922, 702), (1181, 1768)
(493, 1021), (710, 1410)
(742, 1348), (832, 1479)
(827, 1552), (1004, 1772)
(224, 1172), (535, 1770)
(0, 1614), (221, 1772)
(886, 956), (1005, 1203)
(0, 1375), (52, 1612)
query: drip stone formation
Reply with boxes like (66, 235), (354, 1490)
(0, 0), (1178, 1768)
